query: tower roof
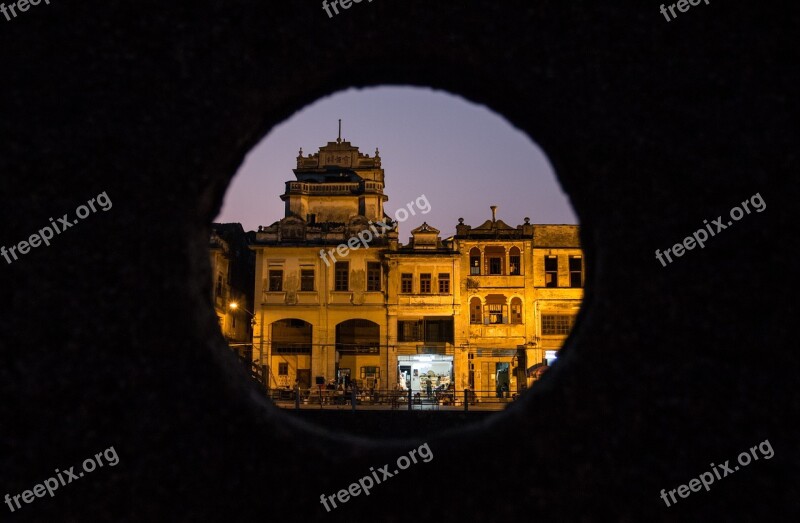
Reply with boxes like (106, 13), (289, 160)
(295, 122), (382, 171)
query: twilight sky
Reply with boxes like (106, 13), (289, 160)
(215, 86), (578, 237)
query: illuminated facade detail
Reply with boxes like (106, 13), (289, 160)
(250, 135), (584, 398)
(210, 224), (254, 360)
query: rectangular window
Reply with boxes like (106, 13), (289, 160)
(424, 318), (454, 343)
(438, 273), (450, 294)
(268, 270), (283, 292)
(401, 273), (413, 294)
(360, 366), (380, 380)
(398, 320), (423, 342)
(367, 262), (381, 291)
(489, 257), (502, 275)
(397, 319), (453, 343)
(569, 256), (583, 288)
(470, 254), (481, 275)
(300, 269), (315, 291)
(509, 255), (521, 275)
(541, 315), (576, 335)
(488, 304), (504, 324)
(334, 262), (349, 291)
(278, 362), (288, 375)
(420, 273), (432, 294)
(545, 256), (558, 287)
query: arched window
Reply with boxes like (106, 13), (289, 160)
(271, 319), (312, 354)
(470, 297), (482, 324)
(509, 246), (521, 275)
(510, 297), (523, 324)
(469, 248), (481, 275)
(336, 319), (380, 353)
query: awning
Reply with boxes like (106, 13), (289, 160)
(526, 362), (549, 377)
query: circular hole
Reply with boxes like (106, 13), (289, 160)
(213, 86), (582, 439)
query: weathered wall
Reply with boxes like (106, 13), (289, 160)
(533, 225), (581, 247)
(0, 1), (796, 522)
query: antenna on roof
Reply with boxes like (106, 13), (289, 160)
(338, 119), (342, 143)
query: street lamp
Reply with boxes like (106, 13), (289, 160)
(229, 301), (256, 327)
(227, 301), (257, 362)
(228, 301), (268, 389)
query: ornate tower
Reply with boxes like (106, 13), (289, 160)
(281, 127), (386, 224)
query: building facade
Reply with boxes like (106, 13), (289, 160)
(250, 135), (584, 398)
(210, 223), (255, 360)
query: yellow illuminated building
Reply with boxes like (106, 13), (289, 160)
(250, 134), (583, 399)
(210, 224), (254, 359)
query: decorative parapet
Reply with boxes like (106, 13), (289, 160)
(296, 141), (382, 169)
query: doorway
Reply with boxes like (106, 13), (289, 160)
(297, 369), (311, 389)
(496, 362), (510, 397)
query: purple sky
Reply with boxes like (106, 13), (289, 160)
(215, 86), (578, 237)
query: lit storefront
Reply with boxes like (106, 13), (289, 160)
(397, 354), (453, 394)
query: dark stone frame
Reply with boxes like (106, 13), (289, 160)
(0, 1), (796, 521)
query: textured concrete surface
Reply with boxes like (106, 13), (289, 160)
(1, 1), (797, 521)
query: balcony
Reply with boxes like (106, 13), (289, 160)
(286, 182), (359, 195)
(285, 181), (384, 196)
(466, 274), (525, 289)
(469, 323), (526, 339)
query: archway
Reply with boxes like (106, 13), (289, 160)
(335, 319), (381, 388)
(270, 319), (312, 389)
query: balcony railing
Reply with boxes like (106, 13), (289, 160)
(267, 387), (525, 411)
(416, 343), (454, 355)
(286, 182), (359, 194)
(286, 181), (383, 194)
(336, 344), (380, 354)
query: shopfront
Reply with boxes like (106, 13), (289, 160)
(270, 318), (312, 389)
(397, 355), (454, 394)
(335, 319), (382, 389)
